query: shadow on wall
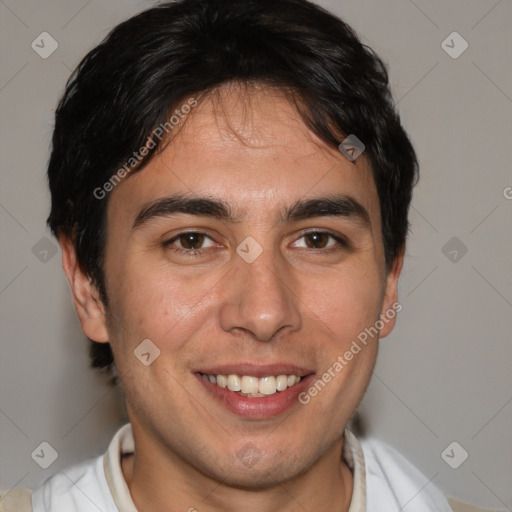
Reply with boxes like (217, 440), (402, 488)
(348, 409), (367, 438)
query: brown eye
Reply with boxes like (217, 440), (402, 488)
(177, 232), (206, 250)
(304, 231), (330, 249)
(292, 231), (347, 253)
(164, 232), (217, 256)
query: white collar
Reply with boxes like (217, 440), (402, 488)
(103, 423), (138, 512)
(103, 423), (366, 511)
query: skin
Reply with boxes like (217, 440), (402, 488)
(60, 82), (403, 512)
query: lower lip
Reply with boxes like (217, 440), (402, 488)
(195, 374), (315, 419)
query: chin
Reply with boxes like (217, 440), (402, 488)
(198, 449), (308, 490)
(220, 466), (302, 490)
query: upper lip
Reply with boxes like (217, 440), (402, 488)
(195, 363), (314, 378)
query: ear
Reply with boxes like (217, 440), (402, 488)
(58, 234), (109, 343)
(379, 244), (405, 339)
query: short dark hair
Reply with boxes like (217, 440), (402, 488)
(47, 0), (419, 371)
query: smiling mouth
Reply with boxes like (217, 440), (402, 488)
(199, 373), (303, 397)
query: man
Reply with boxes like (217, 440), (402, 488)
(1, 0), (459, 510)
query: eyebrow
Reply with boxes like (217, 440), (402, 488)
(131, 194), (371, 231)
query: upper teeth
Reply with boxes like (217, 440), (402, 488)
(201, 373), (302, 396)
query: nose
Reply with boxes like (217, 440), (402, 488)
(218, 245), (302, 342)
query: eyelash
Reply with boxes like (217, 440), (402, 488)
(163, 230), (348, 257)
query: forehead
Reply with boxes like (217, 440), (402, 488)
(109, 83), (381, 228)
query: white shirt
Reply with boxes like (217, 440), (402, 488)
(30, 423), (452, 511)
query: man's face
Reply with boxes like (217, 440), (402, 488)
(95, 83), (400, 487)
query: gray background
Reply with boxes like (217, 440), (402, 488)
(1, 0), (511, 508)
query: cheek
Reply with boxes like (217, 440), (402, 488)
(106, 258), (220, 351)
(304, 264), (384, 343)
